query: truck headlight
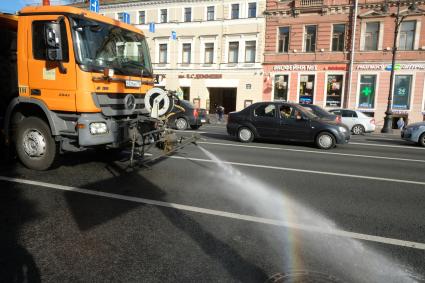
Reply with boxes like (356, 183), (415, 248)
(89, 122), (108, 135)
(338, 126), (347, 133)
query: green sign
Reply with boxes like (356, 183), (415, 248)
(362, 86), (372, 97)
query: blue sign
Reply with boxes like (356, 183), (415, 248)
(122, 12), (130, 24)
(90, 0), (99, 13)
(149, 22), (155, 33)
(171, 31), (177, 40)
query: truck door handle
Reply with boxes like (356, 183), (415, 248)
(31, 89), (41, 96)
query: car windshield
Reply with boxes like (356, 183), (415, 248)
(71, 17), (152, 77)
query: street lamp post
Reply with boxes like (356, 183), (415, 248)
(381, 0), (401, 133)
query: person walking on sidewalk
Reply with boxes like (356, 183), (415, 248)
(216, 105), (225, 123)
(397, 117), (405, 130)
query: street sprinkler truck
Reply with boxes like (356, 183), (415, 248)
(0, 6), (195, 171)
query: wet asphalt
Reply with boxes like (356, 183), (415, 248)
(0, 125), (424, 282)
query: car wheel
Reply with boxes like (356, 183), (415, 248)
(15, 117), (57, 170)
(316, 132), (336, 150)
(418, 133), (425, 147)
(175, 118), (188, 130)
(352, 124), (365, 135)
(190, 125), (201, 130)
(238, 127), (254, 143)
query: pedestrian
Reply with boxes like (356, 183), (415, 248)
(217, 105), (224, 122)
(397, 117), (405, 130)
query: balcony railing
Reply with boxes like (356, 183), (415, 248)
(297, 0), (324, 7)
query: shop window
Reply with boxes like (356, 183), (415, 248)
(228, 42), (239, 63)
(326, 74), (343, 107)
(332, 24), (345, 52)
(248, 2), (257, 18)
(364, 22), (380, 51)
(159, 43), (167, 63)
(393, 75), (412, 110)
(160, 9), (168, 23)
(139, 11), (146, 24)
(184, 7), (192, 22)
(274, 75), (289, 101)
(304, 25), (316, 52)
(245, 41), (256, 63)
(399, 21), (416, 50)
(182, 43), (191, 64)
(278, 27), (290, 53)
(207, 6), (215, 21)
(254, 104), (276, 118)
(231, 4), (240, 19)
(358, 74), (376, 109)
(299, 75), (315, 104)
(204, 43), (214, 64)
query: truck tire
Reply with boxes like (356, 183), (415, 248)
(15, 117), (57, 170)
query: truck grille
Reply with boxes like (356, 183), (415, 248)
(92, 93), (148, 117)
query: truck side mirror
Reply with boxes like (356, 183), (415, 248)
(44, 22), (64, 61)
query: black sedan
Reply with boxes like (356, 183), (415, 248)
(167, 100), (207, 130)
(227, 102), (350, 149)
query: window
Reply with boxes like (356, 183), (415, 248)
(326, 75), (343, 107)
(358, 74), (376, 109)
(117, 12), (125, 22)
(245, 41), (256, 63)
(364, 22), (380, 51)
(159, 43), (168, 63)
(304, 25), (317, 52)
(228, 42), (239, 63)
(231, 4), (240, 19)
(278, 27), (290, 53)
(139, 11), (145, 24)
(182, 43), (191, 64)
(248, 2), (257, 18)
(184, 7), (192, 22)
(274, 75), (289, 101)
(204, 43), (214, 64)
(299, 75), (315, 104)
(393, 75), (412, 110)
(399, 21), (416, 50)
(254, 104), (276, 118)
(341, 110), (358, 118)
(160, 9), (167, 23)
(207, 6), (215, 21)
(32, 21), (69, 61)
(332, 24), (345, 52)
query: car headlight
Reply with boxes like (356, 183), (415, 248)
(89, 122), (108, 135)
(338, 126), (347, 133)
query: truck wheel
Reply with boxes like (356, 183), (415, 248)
(15, 117), (57, 170)
(418, 133), (425, 147)
(316, 132), (336, 150)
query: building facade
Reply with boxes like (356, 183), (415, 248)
(264, 0), (425, 126)
(97, 0), (266, 113)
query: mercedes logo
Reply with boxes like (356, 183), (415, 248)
(124, 94), (136, 110)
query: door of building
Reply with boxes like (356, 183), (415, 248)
(208, 87), (237, 114)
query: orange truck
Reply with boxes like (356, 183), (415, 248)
(0, 6), (178, 170)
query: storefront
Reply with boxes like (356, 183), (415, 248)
(350, 63), (425, 125)
(263, 64), (347, 109)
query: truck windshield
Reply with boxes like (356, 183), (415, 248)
(71, 17), (152, 77)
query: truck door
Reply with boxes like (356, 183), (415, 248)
(27, 16), (76, 112)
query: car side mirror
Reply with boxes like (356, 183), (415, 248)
(45, 22), (64, 61)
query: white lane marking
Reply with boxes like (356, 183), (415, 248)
(1, 176), (424, 251)
(174, 130), (207, 134)
(168, 155), (425, 186)
(349, 142), (424, 150)
(197, 141), (425, 163)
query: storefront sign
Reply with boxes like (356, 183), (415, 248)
(178, 74), (223, 79)
(356, 64), (425, 71)
(273, 65), (317, 71)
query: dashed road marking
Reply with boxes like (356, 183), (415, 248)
(1, 176), (424, 250)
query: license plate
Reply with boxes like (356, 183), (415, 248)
(125, 80), (141, 88)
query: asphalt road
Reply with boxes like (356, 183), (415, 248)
(1, 125), (424, 282)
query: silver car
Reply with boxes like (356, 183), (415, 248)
(401, 122), (425, 147)
(329, 109), (376, 135)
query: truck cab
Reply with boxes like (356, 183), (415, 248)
(1, 6), (159, 170)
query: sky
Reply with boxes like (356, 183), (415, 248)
(0, 0), (75, 14)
